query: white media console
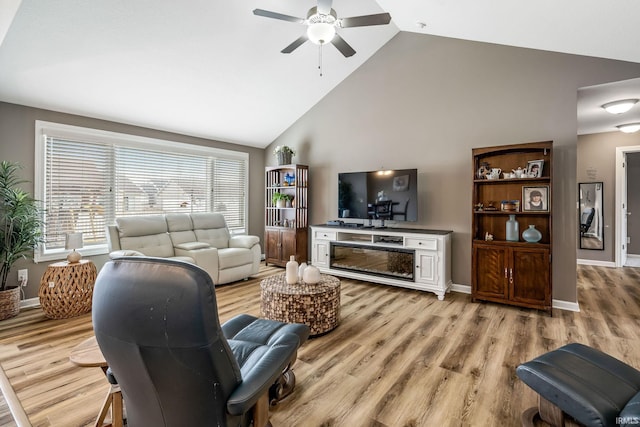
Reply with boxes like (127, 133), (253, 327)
(310, 225), (452, 300)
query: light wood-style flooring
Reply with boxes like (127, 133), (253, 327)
(1, 264), (639, 426)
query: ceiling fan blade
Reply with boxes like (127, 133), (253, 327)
(317, 0), (333, 15)
(281, 35), (308, 54)
(253, 9), (305, 24)
(340, 13), (392, 28)
(331, 34), (356, 57)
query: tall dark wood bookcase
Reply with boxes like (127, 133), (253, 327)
(264, 164), (308, 267)
(471, 141), (553, 314)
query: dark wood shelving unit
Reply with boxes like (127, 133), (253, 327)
(264, 164), (308, 266)
(471, 141), (553, 314)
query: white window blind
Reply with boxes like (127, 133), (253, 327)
(35, 121), (249, 262)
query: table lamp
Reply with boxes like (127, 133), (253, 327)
(65, 232), (83, 263)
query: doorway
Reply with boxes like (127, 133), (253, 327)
(616, 148), (640, 267)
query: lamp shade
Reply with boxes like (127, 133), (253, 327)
(602, 99), (639, 114)
(65, 232), (83, 250)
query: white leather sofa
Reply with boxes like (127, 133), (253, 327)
(106, 213), (261, 285)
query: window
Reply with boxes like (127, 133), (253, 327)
(35, 121), (249, 262)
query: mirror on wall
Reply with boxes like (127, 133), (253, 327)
(579, 182), (604, 250)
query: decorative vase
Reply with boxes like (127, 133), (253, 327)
(0, 286), (21, 321)
(506, 214), (519, 242)
(298, 262), (307, 279)
(285, 255), (299, 285)
(303, 265), (321, 284)
(277, 151), (292, 165)
(522, 225), (542, 243)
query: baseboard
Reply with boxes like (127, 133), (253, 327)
(451, 284), (579, 312)
(552, 299), (580, 312)
(20, 297), (39, 309)
(450, 283), (471, 294)
(577, 258), (616, 267)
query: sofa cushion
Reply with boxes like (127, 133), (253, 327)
(116, 215), (167, 237)
(195, 229), (229, 249)
(165, 214), (193, 232)
(219, 248), (255, 269)
(191, 213), (230, 248)
(120, 234), (175, 258)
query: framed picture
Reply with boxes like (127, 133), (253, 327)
(527, 159), (544, 178)
(522, 186), (549, 212)
(393, 175), (409, 191)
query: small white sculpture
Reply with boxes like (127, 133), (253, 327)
(302, 264), (321, 284)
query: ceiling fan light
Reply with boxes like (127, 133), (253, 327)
(617, 123), (640, 133)
(602, 99), (639, 114)
(307, 23), (336, 45)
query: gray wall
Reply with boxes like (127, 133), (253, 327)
(269, 32), (640, 303)
(577, 132), (640, 262)
(0, 102), (266, 298)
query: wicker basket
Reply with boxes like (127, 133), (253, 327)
(0, 286), (21, 321)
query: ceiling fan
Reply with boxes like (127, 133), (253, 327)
(253, 0), (392, 58)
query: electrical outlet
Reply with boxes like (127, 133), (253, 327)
(18, 269), (28, 286)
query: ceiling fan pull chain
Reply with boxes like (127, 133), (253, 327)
(319, 45), (323, 77)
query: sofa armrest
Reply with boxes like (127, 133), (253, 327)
(174, 241), (210, 250)
(174, 246), (220, 282)
(109, 250), (145, 259)
(229, 235), (260, 249)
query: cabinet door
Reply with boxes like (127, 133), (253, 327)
(264, 229), (281, 264)
(415, 250), (438, 285)
(280, 229), (298, 263)
(313, 240), (330, 268)
(510, 247), (550, 306)
(472, 244), (508, 300)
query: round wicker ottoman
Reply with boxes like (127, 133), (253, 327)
(260, 273), (340, 336)
(39, 260), (97, 319)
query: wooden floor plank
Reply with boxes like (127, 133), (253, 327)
(0, 263), (639, 426)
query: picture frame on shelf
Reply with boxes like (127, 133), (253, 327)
(527, 159), (544, 178)
(522, 186), (549, 212)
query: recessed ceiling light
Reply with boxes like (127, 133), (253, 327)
(602, 99), (639, 114)
(617, 123), (640, 133)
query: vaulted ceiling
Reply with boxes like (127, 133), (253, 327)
(1, 0), (639, 147)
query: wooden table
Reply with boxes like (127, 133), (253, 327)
(69, 336), (123, 427)
(39, 259), (97, 319)
(260, 273), (341, 336)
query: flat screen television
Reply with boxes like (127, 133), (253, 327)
(338, 168), (418, 224)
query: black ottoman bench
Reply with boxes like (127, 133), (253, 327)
(516, 343), (640, 427)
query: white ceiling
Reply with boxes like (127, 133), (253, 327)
(1, 0), (640, 147)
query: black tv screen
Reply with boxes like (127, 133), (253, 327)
(338, 169), (418, 222)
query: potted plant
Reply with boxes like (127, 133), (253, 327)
(274, 145), (295, 165)
(272, 192), (293, 208)
(0, 161), (43, 320)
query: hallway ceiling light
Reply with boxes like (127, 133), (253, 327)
(602, 99), (639, 114)
(616, 123), (640, 133)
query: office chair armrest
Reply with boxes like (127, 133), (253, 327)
(226, 333), (300, 415)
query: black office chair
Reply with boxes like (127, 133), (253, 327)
(92, 257), (309, 427)
(374, 200), (393, 220)
(580, 207), (595, 236)
(392, 199), (410, 221)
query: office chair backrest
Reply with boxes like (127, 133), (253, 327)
(93, 257), (243, 427)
